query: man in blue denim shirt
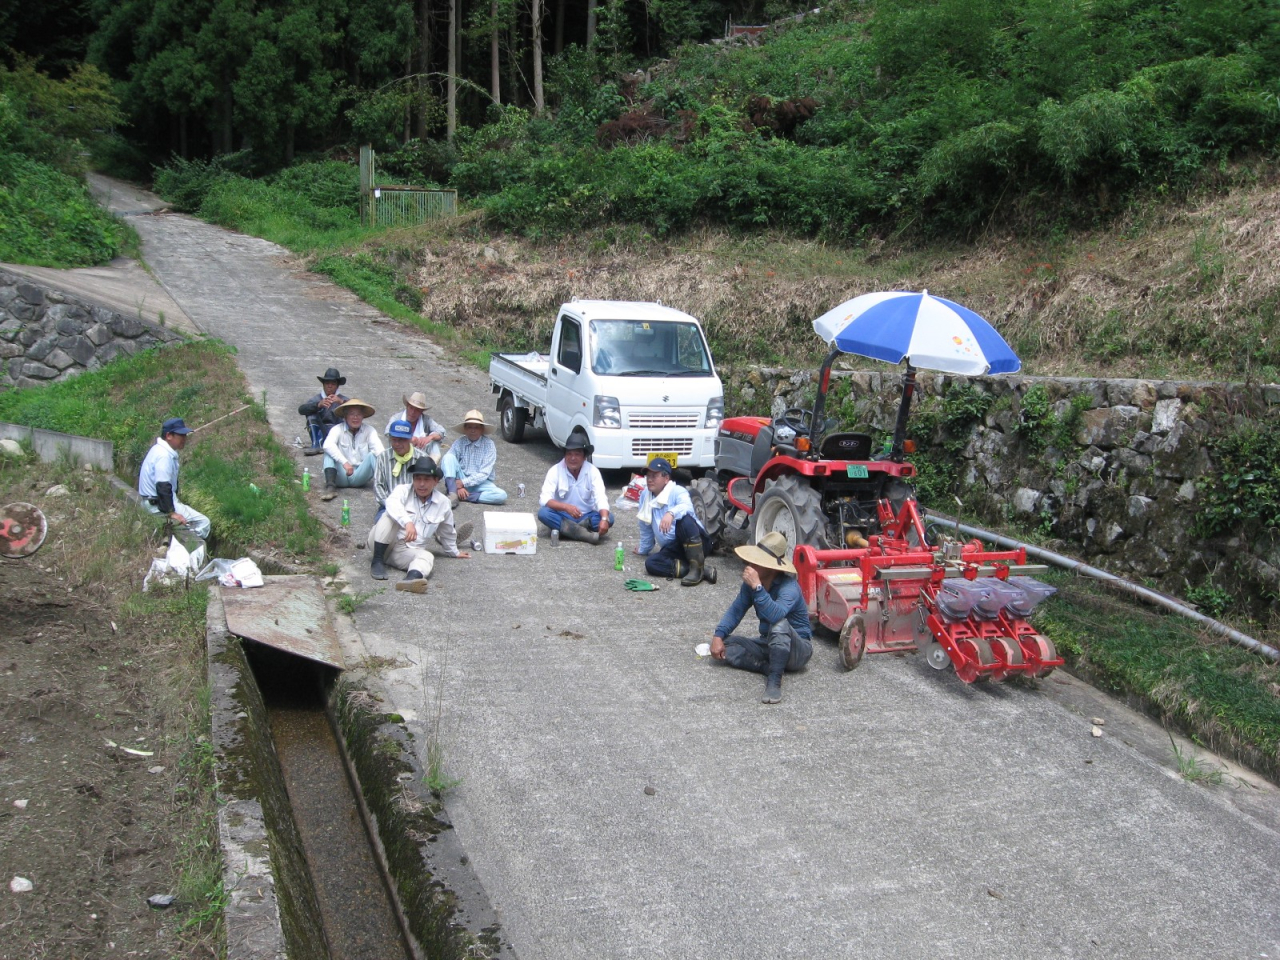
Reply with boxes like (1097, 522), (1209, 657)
(634, 457), (716, 586)
(711, 531), (813, 704)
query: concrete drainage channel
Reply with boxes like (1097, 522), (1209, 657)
(207, 579), (510, 960)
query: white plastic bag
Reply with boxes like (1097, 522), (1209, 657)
(142, 536), (206, 591)
(194, 557), (263, 588)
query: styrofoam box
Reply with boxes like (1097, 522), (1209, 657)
(484, 511), (538, 554)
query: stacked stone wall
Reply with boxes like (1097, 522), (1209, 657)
(724, 365), (1280, 614)
(0, 269), (184, 390)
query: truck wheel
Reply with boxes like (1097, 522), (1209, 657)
(500, 396), (527, 443)
(689, 477), (725, 552)
(750, 474), (832, 551)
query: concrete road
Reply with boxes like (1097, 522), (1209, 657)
(95, 179), (1280, 960)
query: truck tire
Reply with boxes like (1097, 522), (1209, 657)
(500, 395), (527, 443)
(750, 474), (832, 551)
(689, 477), (725, 552)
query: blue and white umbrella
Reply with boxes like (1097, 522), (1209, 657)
(812, 290), (1021, 375)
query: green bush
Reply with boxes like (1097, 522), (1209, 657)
(1195, 419), (1280, 537)
(0, 150), (130, 266)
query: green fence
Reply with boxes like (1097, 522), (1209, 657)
(359, 146), (458, 227)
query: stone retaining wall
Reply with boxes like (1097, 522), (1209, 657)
(0, 268), (184, 390)
(723, 365), (1280, 614)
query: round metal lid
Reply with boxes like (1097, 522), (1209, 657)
(0, 502), (48, 558)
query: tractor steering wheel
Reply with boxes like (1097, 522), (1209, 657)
(775, 407), (814, 437)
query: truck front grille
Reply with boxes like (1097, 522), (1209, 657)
(627, 414), (701, 429)
(632, 437), (695, 455)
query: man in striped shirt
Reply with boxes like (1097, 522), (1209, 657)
(372, 420), (426, 519)
(440, 409), (507, 508)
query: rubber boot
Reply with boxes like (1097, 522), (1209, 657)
(321, 467), (338, 501)
(762, 643), (789, 704)
(680, 542), (706, 586)
(370, 541), (388, 580)
(561, 519), (601, 545)
(395, 570), (428, 594)
(305, 423), (324, 455)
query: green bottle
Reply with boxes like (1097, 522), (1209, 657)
(614, 541), (625, 571)
(301, 467), (310, 491)
(341, 499), (350, 526)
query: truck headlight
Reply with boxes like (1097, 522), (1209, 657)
(705, 396), (724, 430)
(593, 395), (621, 429)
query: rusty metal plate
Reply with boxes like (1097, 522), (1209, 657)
(1, 502), (47, 558)
(221, 575), (345, 670)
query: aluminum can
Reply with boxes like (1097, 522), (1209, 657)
(517, 483), (526, 498)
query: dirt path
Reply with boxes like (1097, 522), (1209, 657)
(57, 179), (1280, 959)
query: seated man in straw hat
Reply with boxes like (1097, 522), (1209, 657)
(710, 532), (813, 704)
(634, 457), (716, 586)
(440, 409), (507, 507)
(297, 366), (349, 454)
(386, 391), (447, 461)
(368, 458), (473, 593)
(372, 419), (428, 518)
(536, 432), (612, 543)
(321, 399), (384, 501)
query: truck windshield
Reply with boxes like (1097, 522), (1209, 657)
(589, 320), (713, 377)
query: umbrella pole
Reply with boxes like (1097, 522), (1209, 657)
(889, 363), (917, 463)
(808, 347), (842, 458)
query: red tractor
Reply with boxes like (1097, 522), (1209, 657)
(688, 292), (1061, 684)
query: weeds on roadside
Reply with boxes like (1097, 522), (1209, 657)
(334, 587), (383, 615)
(1169, 733), (1226, 786)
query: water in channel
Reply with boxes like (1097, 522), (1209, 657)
(251, 644), (412, 960)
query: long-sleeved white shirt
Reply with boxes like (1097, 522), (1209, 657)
(384, 484), (460, 555)
(323, 422), (385, 466)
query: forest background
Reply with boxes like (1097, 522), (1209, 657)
(1, 0), (1279, 380)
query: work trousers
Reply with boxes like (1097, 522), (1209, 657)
(644, 514), (713, 579)
(367, 515), (435, 578)
(323, 454), (376, 489)
(723, 620), (813, 675)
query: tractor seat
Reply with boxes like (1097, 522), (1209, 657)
(820, 432), (873, 461)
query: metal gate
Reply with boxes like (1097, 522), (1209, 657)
(359, 145), (458, 227)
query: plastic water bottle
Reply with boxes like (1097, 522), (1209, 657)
(614, 541), (625, 571)
(341, 499), (350, 526)
(550, 528), (560, 547)
(301, 467), (310, 491)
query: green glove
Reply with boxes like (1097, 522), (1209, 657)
(624, 578), (659, 592)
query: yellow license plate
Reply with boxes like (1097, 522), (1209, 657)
(646, 453), (679, 468)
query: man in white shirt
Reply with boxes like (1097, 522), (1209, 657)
(321, 399), (384, 501)
(385, 391), (447, 461)
(368, 458), (473, 593)
(137, 417), (211, 539)
(634, 457), (716, 585)
(536, 432), (612, 543)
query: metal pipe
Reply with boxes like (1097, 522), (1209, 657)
(925, 513), (1280, 663)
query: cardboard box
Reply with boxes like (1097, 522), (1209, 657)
(484, 512), (538, 555)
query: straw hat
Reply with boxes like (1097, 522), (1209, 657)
(734, 532), (797, 575)
(402, 391), (430, 412)
(334, 399), (375, 418)
(453, 409), (495, 435)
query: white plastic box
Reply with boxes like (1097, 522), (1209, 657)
(484, 512), (538, 555)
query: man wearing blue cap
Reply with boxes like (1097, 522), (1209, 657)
(634, 457), (716, 586)
(372, 419), (428, 519)
(137, 417), (211, 539)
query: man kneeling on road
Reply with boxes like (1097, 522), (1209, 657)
(368, 459), (473, 593)
(536, 432), (612, 543)
(634, 457), (716, 586)
(710, 532), (813, 704)
(138, 417), (211, 540)
(441, 409), (507, 507)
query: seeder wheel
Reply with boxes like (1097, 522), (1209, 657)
(1027, 634), (1059, 678)
(839, 614), (866, 671)
(955, 637), (996, 684)
(988, 636), (1024, 682)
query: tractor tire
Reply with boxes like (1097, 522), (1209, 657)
(750, 474), (832, 551)
(499, 395), (527, 443)
(689, 477), (726, 552)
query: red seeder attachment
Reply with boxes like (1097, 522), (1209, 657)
(794, 499), (1063, 683)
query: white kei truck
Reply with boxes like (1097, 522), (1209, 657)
(488, 300), (724, 471)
